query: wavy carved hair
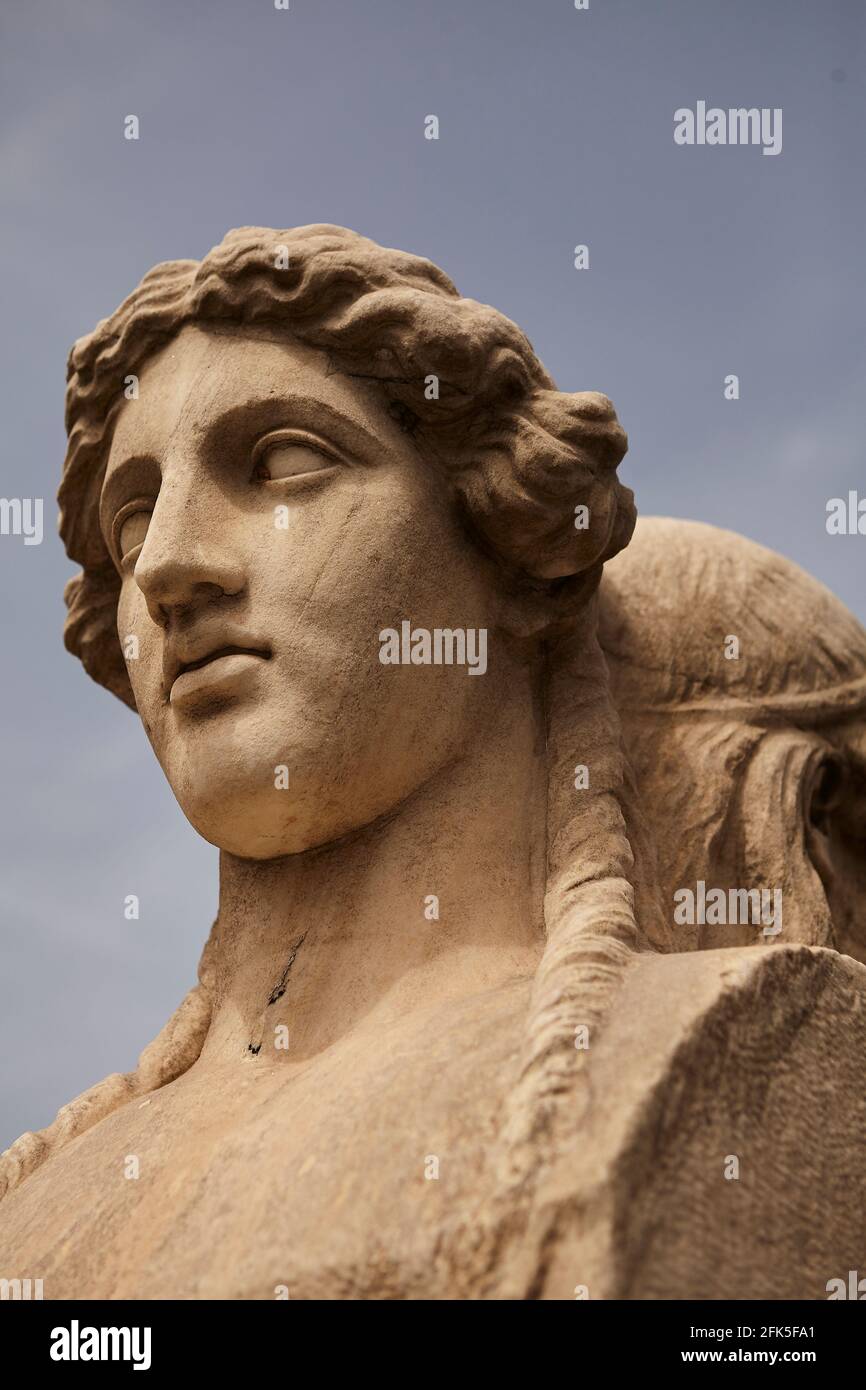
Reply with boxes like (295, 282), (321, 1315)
(0, 226), (662, 1220)
(600, 517), (866, 954)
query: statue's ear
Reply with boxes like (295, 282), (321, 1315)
(804, 749), (866, 963)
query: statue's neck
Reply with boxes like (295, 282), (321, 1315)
(199, 679), (547, 1065)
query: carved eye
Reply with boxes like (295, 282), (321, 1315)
(116, 509), (151, 562)
(251, 436), (338, 482)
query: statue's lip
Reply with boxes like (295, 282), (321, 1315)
(164, 636), (272, 697)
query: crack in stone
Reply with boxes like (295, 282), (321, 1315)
(267, 930), (308, 1006)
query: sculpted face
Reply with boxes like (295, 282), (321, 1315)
(101, 324), (503, 857)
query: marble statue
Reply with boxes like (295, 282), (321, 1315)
(1, 227), (863, 1300)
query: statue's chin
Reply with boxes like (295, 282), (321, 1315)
(171, 782), (373, 860)
(193, 822), (312, 861)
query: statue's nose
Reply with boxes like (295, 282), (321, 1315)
(133, 478), (246, 625)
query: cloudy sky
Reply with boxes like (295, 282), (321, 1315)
(1, 0), (863, 1143)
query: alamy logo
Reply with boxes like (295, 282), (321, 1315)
(50, 1320), (152, 1371)
(0, 1276), (43, 1299)
(673, 880), (782, 937)
(379, 621), (488, 675)
(826, 491), (866, 535)
(674, 102), (782, 156)
(826, 1270), (866, 1299)
(0, 497), (43, 545)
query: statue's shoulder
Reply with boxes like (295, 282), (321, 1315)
(533, 944), (866, 1299)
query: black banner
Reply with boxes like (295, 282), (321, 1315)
(2, 1298), (861, 1374)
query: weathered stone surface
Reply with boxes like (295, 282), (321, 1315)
(1, 229), (864, 1300)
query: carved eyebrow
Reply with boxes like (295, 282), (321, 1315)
(99, 454), (161, 555)
(193, 392), (392, 465)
